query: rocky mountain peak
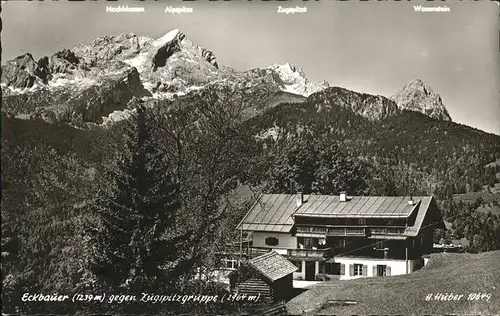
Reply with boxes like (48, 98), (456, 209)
(10, 53), (37, 68)
(47, 49), (84, 79)
(267, 63), (329, 97)
(269, 63), (307, 78)
(148, 29), (218, 71)
(391, 78), (452, 121)
(72, 32), (150, 67)
(151, 29), (185, 71)
(1, 53), (40, 89)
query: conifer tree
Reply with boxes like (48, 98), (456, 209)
(83, 105), (180, 293)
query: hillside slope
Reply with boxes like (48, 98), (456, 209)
(246, 95), (500, 200)
(286, 251), (500, 315)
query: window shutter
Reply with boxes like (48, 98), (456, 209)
(349, 264), (354, 276)
(373, 266), (378, 277)
(362, 265), (368, 276)
(340, 264), (345, 275)
(386, 266), (391, 276)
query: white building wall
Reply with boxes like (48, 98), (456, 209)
(329, 257), (422, 280)
(250, 233), (425, 282)
(252, 232), (297, 250)
(287, 257), (422, 281)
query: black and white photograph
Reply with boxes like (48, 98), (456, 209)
(1, 0), (499, 315)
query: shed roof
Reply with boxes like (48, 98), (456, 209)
(249, 251), (298, 282)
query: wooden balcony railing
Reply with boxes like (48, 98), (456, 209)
(296, 225), (406, 236)
(296, 226), (366, 236)
(296, 226), (327, 233)
(370, 227), (406, 235)
(220, 245), (332, 259)
(287, 247), (331, 258)
(327, 227), (366, 236)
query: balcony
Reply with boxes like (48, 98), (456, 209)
(295, 225), (405, 237)
(222, 245), (332, 259)
(296, 226), (367, 236)
(287, 248), (332, 258)
(296, 226), (327, 234)
(327, 227), (367, 236)
(369, 227), (406, 235)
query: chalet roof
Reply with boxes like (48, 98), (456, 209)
(294, 195), (428, 218)
(237, 194), (434, 233)
(404, 198), (429, 236)
(248, 251), (298, 282)
(238, 194), (298, 232)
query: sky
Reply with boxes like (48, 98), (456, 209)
(2, 0), (499, 135)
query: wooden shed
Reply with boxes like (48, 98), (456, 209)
(229, 251), (297, 302)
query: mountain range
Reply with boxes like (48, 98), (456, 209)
(2, 28), (499, 199)
(2, 29), (452, 127)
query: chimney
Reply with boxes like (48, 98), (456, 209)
(408, 195), (414, 206)
(340, 191), (347, 202)
(296, 192), (304, 207)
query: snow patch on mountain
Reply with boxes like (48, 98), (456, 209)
(154, 29), (181, 47)
(48, 74), (97, 89)
(122, 51), (150, 71)
(101, 109), (135, 127)
(1, 82), (43, 95)
(148, 84), (205, 100)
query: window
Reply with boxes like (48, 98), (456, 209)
(354, 264), (363, 276)
(318, 238), (327, 246)
(291, 260), (302, 272)
(334, 239), (346, 248)
(320, 262), (342, 275)
(377, 265), (387, 276)
(298, 237), (318, 249)
(349, 218), (366, 225)
(297, 237), (304, 247)
(222, 259), (238, 270)
(374, 264), (391, 276)
(265, 237), (279, 246)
